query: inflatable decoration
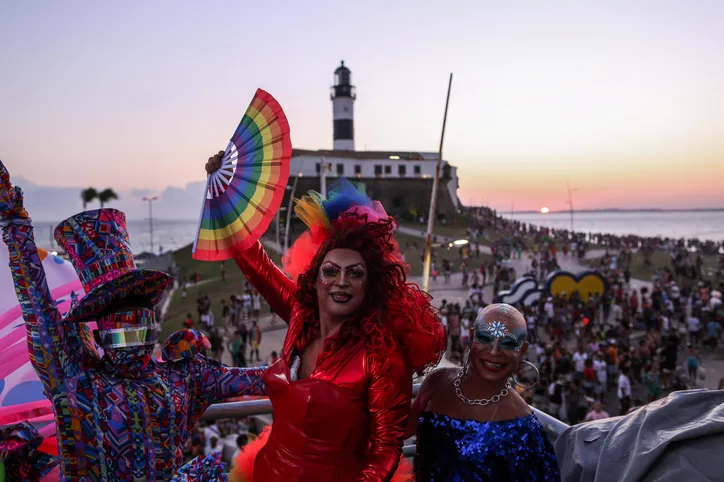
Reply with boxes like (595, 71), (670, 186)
(0, 242), (84, 433)
(495, 276), (544, 307)
(545, 270), (608, 302)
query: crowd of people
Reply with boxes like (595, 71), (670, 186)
(5, 145), (724, 480)
(181, 203), (723, 438)
(434, 206), (724, 425)
(178, 283), (269, 366)
(184, 418), (259, 468)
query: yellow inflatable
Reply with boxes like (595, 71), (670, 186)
(545, 271), (607, 302)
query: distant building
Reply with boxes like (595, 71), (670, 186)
(287, 61), (460, 217)
(331, 61), (355, 151)
(290, 149), (459, 215)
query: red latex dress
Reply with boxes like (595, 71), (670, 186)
(232, 241), (413, 482)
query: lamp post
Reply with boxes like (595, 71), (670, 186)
(275, 209), (281, 247)
(142, 196), (158, 255)
(431, 239), (469, 249)
(284, 172), (303, 253)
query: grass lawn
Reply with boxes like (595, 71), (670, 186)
(395, 232), (494, 277)
(586, 250), (720, 283)
(163, 240), (283, 338)
(399, 220), (470, 241)
(161, 271), (246, 340)
(625, 250), (672, 281)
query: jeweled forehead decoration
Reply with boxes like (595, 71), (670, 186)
(475, 318), (516, 338)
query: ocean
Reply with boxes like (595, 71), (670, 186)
(35, 219), (200, 255)
(35, 210), (724, 255)
(504, 210), (724, 242)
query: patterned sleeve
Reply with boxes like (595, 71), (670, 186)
(2, 219), (71, 393)
(195, 356), (266, 400)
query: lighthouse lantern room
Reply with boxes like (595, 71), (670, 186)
(331, 60), (355, 151)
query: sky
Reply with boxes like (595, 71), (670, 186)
(1, 0), (723, 219)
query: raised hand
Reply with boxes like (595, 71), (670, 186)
(0, 161), (29, 221)
(0, 160), (9, 188)
(204, 151), (225, 175)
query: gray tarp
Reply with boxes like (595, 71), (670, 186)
(554, 389), (724, 481)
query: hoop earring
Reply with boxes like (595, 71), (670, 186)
(463, 349), (471, 375)
(512, 360), (540, 390)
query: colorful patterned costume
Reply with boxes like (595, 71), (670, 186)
(0, 421), (57, 481)
(230, 179), (445, 482)
(0, 162), (266, 481)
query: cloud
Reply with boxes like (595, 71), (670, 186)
(130, 188), (155, 198)
(151, 181), (206, 220)
(15, 177), (203, 222)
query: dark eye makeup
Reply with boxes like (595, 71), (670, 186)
(474, 332), (523, 350)
(321, 263), (366, 278)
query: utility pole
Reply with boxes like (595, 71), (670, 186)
(320, 157), (327, 198)
(275, 210), (281, 248)
(422, 73), (453, 293)
(142, 196), (159, 254)
(284, 171), (302, 252)
(565, 180), (577, 232)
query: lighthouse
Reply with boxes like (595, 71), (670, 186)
(331, 60), (355, 151)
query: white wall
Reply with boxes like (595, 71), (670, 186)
(333, 139), (355, 151)
(290, 155), (443, 179)
(289, 154), (460, 207)
(332, 97), (354, 120)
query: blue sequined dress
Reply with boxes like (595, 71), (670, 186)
(415, 412), (560, 481)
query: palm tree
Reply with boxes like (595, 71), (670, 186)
(81, 188), (98, 209)
(98, 188), (119, 208)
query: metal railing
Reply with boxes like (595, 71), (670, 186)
(201, 383), (570, 457)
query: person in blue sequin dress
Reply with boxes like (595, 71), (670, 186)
(408, 303), (560, 481)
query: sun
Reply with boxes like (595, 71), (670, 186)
(540, 207), (550, 214)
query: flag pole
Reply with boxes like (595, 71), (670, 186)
(422, 73), (453, 293)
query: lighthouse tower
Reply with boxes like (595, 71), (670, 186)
(331, 60), (355, 151)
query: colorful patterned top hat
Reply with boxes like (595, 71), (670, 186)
(54, 209), (172, 323)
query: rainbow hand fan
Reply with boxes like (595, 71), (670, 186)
(192, 89), (291, 261)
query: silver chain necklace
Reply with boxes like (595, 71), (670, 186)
(454, 369), (511, 406)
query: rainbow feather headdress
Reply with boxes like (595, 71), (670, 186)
(282, 178), (392, 281)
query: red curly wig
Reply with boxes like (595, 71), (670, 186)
(285, 211), (445, 376)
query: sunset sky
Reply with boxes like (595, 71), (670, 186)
(1, 0), (723, 216)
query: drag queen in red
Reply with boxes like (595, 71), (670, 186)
(205, 154), (445, 482)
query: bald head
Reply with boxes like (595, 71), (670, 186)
(478, 303), (526, 332)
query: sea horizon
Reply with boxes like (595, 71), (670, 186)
(511, 207), (724, 215)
